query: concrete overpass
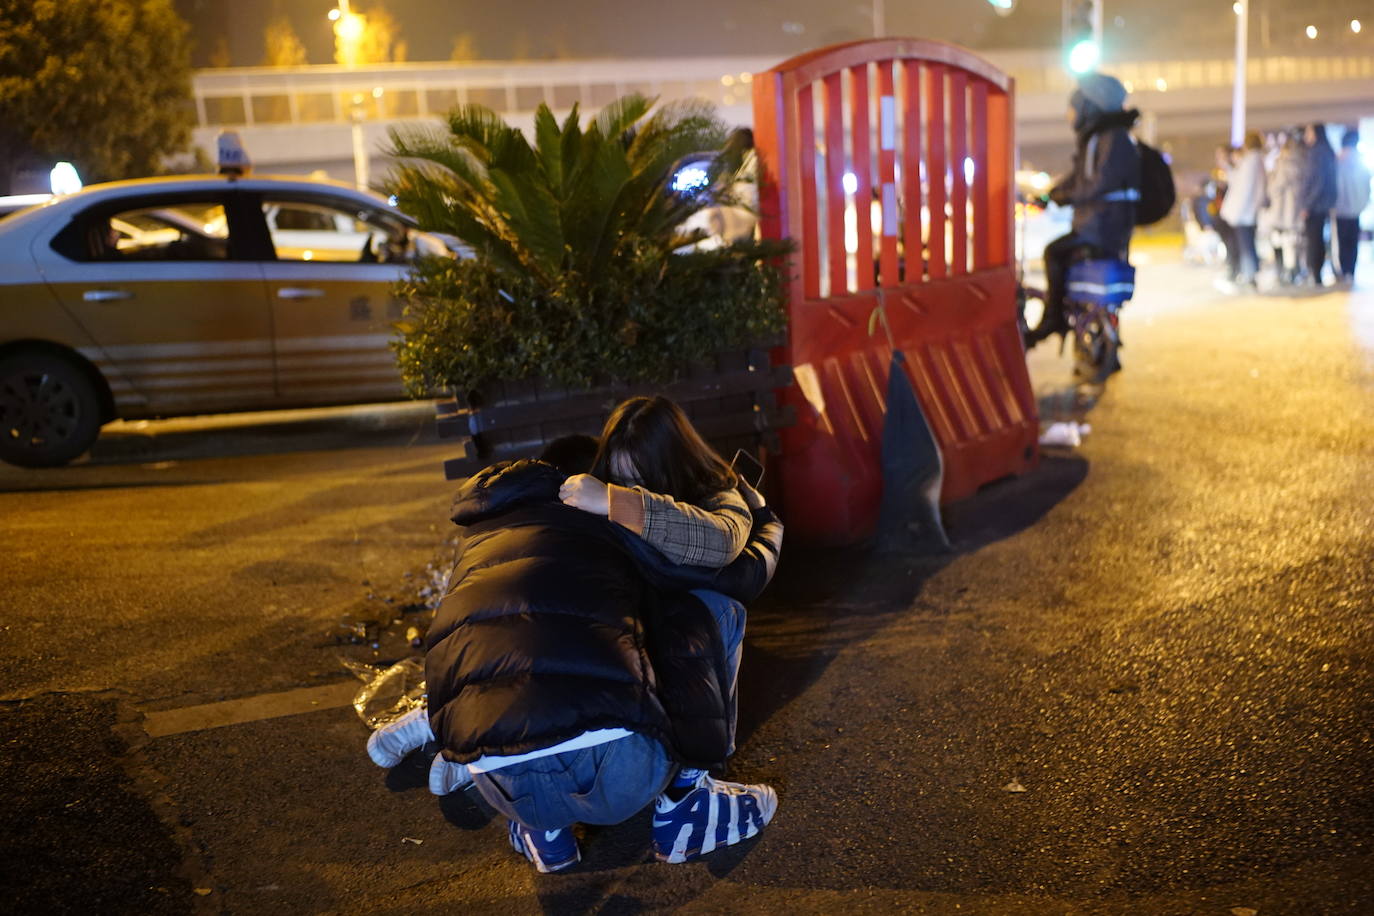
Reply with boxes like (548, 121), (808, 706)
(188, 48), (1374, 183)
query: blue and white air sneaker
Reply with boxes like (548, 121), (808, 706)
(508, 821), (580, 874)
(652, 772), (778, 863)
(365, 706), (434, 768)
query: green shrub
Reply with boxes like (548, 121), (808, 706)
(392, 239), (789, 397)
(384, 95), (791, 397)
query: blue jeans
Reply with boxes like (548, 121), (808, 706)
(691, 588), (746, 757)
(1233, 223), (1258, 283)
(471, 732), (675, 832)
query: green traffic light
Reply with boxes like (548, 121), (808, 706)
(1067, 39), (1100, 74)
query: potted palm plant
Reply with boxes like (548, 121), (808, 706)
(384, 94), (793, 476)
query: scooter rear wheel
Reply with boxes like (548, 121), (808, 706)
(1072, 311), (1118, 385)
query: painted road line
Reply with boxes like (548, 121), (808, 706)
(143, 681), (359, 738)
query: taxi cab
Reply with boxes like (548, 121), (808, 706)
(0, 172), (449, 467)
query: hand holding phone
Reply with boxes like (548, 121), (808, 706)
(731, 448), (765, 489)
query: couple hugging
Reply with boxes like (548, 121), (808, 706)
(366, 395), (784, 872)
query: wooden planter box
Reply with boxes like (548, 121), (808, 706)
(433, 347), (795, 480)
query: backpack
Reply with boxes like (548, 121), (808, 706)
(1134, 141), (1176, 226)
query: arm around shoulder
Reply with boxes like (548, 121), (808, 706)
(612, 485), (751, 567)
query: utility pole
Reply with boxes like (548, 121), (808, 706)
(1092, 0), (1103, 58)
(1232, 0), (1248, 147)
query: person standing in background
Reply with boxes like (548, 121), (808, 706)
(1219, 131), (1267, 291)
(1333, 128), (1371, 287)
(1300, 123), (1339, 287)
(1211, 145), (1240, 285)
(1264, 131), (1306, 285)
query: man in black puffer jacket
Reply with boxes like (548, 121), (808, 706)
(367, 443), (783, 873)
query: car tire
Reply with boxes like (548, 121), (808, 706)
(0, 351), (104, 468)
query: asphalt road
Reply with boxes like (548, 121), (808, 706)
(2, 252), (1371, 915)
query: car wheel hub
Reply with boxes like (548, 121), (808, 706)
(1, 371), (80, 449)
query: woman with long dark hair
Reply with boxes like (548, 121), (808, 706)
(559, 395), (775, 860)
(560, 395), (752, 568)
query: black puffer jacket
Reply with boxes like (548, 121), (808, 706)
(426, 460), (671, 762)
(426, 460), (781, 768)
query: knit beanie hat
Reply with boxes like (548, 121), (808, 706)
(1071, 72), (1128, 116)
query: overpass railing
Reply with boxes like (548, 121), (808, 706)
(191, 51), (1374, 130)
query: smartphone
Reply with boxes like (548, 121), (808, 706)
(731, 448), (765, 489)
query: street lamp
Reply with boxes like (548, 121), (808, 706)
(333, 1), (366, 69)
(331, 1), (370, 188)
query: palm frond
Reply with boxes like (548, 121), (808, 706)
(593, 93), (654, 144)
(532, 104), (565, 194)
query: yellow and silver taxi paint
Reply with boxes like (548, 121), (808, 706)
(0, 174), (415, 420)
(0, 279), (137, 399)
(259, 261), (407, 406)
(35, 260), (280, 417)
(0, 222), (142, 412)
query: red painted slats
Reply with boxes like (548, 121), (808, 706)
(783, 38), (1013, 93)
(876, 61), (900, 288)
(948, 71), (968, 277)
(986, 87), (1013, 268)
(797, 82), (820, 300)
(970, 80), (990, 271)
(901, 61), (923, 283)
(823, 72), (847, 297)
(849, 63), (874, 293)
(925, 65), (947, 280)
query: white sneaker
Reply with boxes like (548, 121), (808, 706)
(429, 753), (473, 795)
(365, 705), (433, 767)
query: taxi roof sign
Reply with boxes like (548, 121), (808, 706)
(217, 131), (252, 176)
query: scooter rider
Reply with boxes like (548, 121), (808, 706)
(1027, 72), (1142, 347)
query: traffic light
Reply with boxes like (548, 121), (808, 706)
(1063, 0), (1100, 74)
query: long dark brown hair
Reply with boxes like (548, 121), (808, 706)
(591, 396), (737, 503)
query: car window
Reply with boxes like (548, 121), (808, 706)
(59, 201), (231, 262)
(271, 205), (352, 232)
(261, 198), (410, 263)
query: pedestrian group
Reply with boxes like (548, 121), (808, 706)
(1202, 124), (1370, 291)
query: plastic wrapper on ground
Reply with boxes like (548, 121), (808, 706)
(342, 656), (428, 730)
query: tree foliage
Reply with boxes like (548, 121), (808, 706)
(263, 14), (308, 68)
(0, 0), (194, 192)
(384, 96), (791, 396)
(335, 3), (407, 67)
(357, 4), (407, 64)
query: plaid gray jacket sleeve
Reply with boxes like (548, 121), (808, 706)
(636, 486), (752, 568)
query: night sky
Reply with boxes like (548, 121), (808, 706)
(173, 0), (1368, 68)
